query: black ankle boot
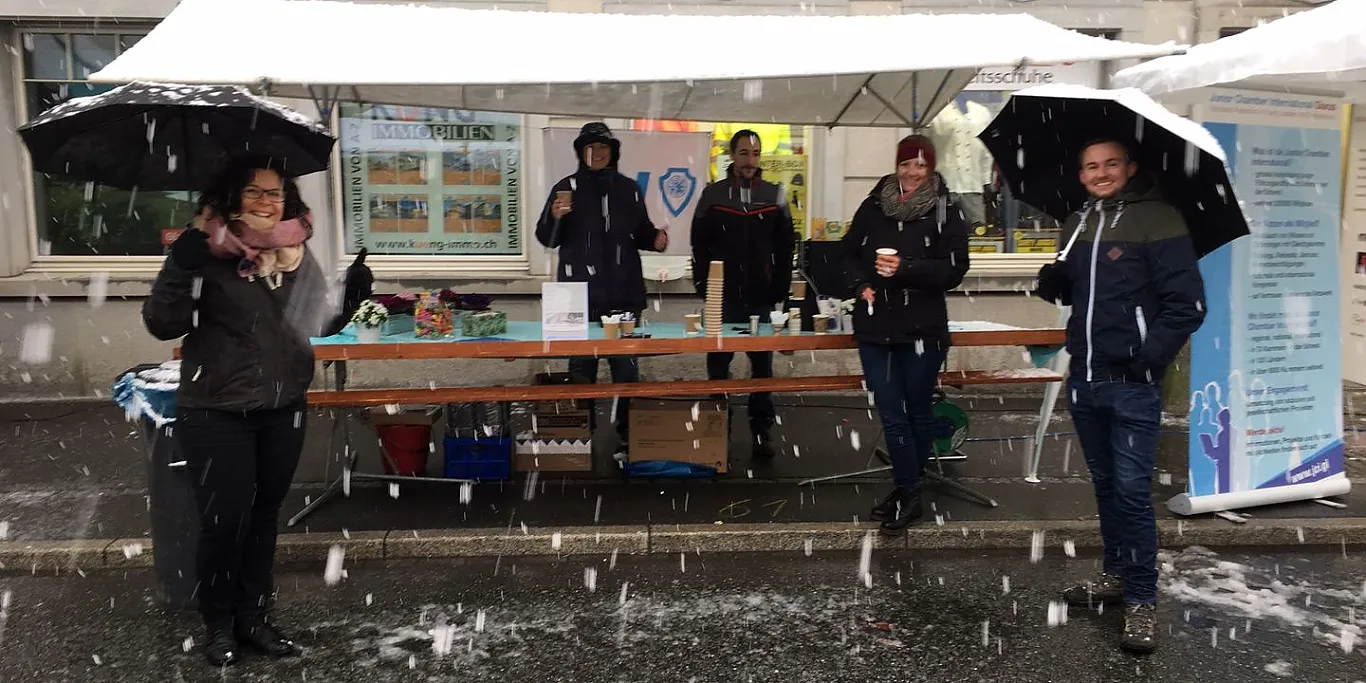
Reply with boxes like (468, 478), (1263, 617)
(879, 489), (923, 536)
(235, 617), (297, 657)
(869, 488), (902, 522)
(204, 620), (239, 666)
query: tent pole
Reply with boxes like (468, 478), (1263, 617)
(911, 72), (919, 127)
(867, 86), (915, 128)
(922, 72), (955, 130)
(831, 75), (876, 126)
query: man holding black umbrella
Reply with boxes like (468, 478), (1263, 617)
(1036, 138), (1206, 654)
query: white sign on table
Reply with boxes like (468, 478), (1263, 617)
(542, 282), (589, 340)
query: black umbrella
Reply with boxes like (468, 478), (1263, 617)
(18, 81), (335, 191)
(977, 84), (1248, 258)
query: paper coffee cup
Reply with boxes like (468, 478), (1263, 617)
(684, 314), (701, 333)
(556, 190), (572, 207)
(875, 248), (898, 277)
(749, 315), (760, 335)
(813, 314), (830, 334)
(791, 279), (808, 299)
(621, 318), (636, 334)
(602, 316), (620, 338)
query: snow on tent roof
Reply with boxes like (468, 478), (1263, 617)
(1113, 0), (1366, 101)
(89, 0), (1183, 127)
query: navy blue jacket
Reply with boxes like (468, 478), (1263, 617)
(535, 169), (662, 319)
(1057, 174), (1206, 383)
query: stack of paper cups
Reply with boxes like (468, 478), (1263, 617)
(705, 261), (724, 338)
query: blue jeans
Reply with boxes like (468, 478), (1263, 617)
(1068, 378), (1162, 605)
(859, 341), (947, 491)
(568, 356), (640, 441)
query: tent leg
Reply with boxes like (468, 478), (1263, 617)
(1027, 306), (1071, 482)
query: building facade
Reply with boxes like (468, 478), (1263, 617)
(0, 0), (1326, 397)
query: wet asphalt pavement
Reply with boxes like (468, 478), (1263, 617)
(1, 547), (1363, 683)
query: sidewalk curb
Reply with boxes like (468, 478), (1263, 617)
(2, 517), (1363, 572)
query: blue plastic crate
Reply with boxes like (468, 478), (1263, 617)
(443, 436), (512, 481)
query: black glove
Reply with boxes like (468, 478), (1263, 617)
(170, 228), (210, 271)
(1034, 262), (1072, 306)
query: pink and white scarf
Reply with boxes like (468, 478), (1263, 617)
(195, 209), (312, 281)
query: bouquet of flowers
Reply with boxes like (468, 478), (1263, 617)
(374, 291), (419, 315)
(352, 299), (389, 328)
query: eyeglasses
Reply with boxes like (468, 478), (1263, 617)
(242, 186), (286, 203)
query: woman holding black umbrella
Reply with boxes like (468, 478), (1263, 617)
(143, 154), (328, 666)
(842, 135), (970, 535)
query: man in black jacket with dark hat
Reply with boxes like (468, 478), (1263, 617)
(691, 129), (796, 459)
(536, 122), (667, 456)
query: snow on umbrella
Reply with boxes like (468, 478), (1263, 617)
(17, 81), (335, 191)
(977, 84), (1248, 258)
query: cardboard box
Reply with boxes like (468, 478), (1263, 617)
(529, 409), (592, 440)
(367, 405), (441, 426)
(628, 398), (728, 473)
(514, 437), (593, 472)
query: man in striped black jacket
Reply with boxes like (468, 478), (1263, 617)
(691, 129), (796, 461)
(1036, 138), (1206, 655)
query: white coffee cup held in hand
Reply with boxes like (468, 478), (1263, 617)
(875, 248), (899, 278)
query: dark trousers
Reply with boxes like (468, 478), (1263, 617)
(1068, 378), (1162, 605)
(706, 351), (776, 437)
(178, 404), (305, 624)
(568, 356), (640, 442)
(858, 341), (946, 491)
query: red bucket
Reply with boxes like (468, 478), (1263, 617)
(376, 424), (431, 476)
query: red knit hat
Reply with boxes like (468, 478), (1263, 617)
(896, 135), (936, 171)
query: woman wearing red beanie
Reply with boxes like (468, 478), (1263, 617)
(840, 134), (970, 535)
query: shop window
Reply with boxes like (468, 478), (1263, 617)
(338, 103), (525, 256)
(628, 120), (811, 239)
(21, 31), (197, 257)
(930, 48), (1110, 255)
(927, 91), (1061, 255)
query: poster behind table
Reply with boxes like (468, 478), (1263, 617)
(339, 104), (523, 256)
(1174, 89), (1350, 515)
(542, 128), (710, 259)
(1342, 110), (1366, 383)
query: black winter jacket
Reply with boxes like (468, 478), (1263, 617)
(1055, 174), (1206, 384)
(535, 169), (662, 319)
(842, 174), (970, 346)
(690, 167), (796, 323)
(143, 251), (326, 411)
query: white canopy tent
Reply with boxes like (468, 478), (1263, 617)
(89, 0), (1182, 127)
(1112, 0), (1366, 101)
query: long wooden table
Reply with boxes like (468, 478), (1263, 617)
(308, 321), (1066, 362)
(281, 320), (1067, 526)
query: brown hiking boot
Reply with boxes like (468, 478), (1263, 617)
(1120, 603), (1158, 654)
(1061, 573), (1126, 607)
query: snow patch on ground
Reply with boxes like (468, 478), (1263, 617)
(1160, 547), (1364, 652)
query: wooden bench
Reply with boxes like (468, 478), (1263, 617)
(306, 369), (1063, 408)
